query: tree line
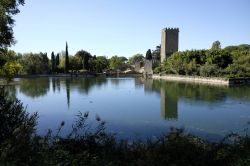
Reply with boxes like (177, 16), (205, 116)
(155, 42), (250, 78)
(0, 43), (132, 77)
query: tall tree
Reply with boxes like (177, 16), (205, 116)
(211, 41), (221, 50)
(0, 0), (25, 48)
(89, 56), (109, 73)
(109, 55), (124, 70)
(56, 53), (60, 66)
(152, 45), (161, 60)
(51, 52), (55, 72)
(41, 52), (49, 74)
(64, 42), (69, 73)
(128, 54), (144, 64)
(75, 50), (92, 70)
(146, 49), (152, 60)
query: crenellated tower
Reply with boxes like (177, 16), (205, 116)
(160, 28), (179, 62)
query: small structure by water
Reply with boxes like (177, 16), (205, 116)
(143, 60), (153, 79)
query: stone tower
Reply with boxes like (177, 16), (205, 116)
(160, 28), (179, 62)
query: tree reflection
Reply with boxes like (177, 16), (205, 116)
(65, 78), (70, 108)
(52, 77), (56, 93)
(19, 78), (50, 98)
(57, 77), (108, 108)
(69, 77), (107, 94)
(110, 78), (120, 86)
(134, 77), (144, 88)
(3, 85), (17, 101)
(143, 79), (250, 120)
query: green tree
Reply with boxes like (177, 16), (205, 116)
(0, 49), (19, 67)
(128, 54), (144, 64)
(120, 56), (128, 63)
(211, 40), (221, 50)
(146, 49), (152, 60)
(69, 55), (81, 71)
(0, 88), (38, 164)
(58, 56), (65, 72)
(0, 61), (22, 83)
(55, 53), (60, 72)
(109, 55), (124, 70)
(0, 0), (25, 48)
(56, 53), (60, 66)
(18, 52), (50, 74)
(89, 56), (109, 73)
(64, 42), (69, 73)
(51, 52), (55, 72)
(41, 52), (49, 74)
(200, 63), (219, 77)
(152, 45), (161, 60)
(75, 50), (92, 70)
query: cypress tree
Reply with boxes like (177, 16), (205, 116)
(51, 52), (55, 72)
(65, 42), (69, 73)
(146, 49), (152, 60)
(56, 53), (60, 66)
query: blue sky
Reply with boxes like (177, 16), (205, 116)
(11, 0), (250, 58)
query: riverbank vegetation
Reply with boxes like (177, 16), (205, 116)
(0, 87), (250, 166)
(154, 42), (250, 78)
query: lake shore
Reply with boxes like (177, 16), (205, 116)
(10, 73), (142, 78)
(153, 74), (250, 86)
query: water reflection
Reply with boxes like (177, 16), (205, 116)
(19, 78), (50, 98)
(110, 78), (120, 86)
(141, 78), (178, 120)
(70, 77), (107, 94)
(17, 77), (250, 111)
(142, 79), (250, 120)
(160, 87), (178, 120)
(17, 77), (108, 110)
(12, 77), (250, 140)
(4, 85), (17, 101)
(65, 79), (70, 108)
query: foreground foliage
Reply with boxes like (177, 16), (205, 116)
(0, 87), (250, 166)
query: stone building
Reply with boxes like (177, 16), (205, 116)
(143, 59), (153, 78)
(160, 28), (179, 62)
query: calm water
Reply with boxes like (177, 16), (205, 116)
(7, 77), (250, 141)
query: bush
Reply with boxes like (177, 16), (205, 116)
(199, 63), (219, 77)
(0, 62), (22, 83)
(0, 87), (38, 165)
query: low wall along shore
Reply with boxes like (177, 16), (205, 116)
(153, 75), (250, 86)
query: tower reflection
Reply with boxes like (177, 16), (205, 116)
(142, 78), (178, 120)
(160, 87), (178, 120)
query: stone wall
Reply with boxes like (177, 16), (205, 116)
(153, 74), (229, 86)
(144, 60), (153, 78)
(153, 74), (250, 86)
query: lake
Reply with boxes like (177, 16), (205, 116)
(7, 77), (250, 141)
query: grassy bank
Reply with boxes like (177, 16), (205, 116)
(0, 87), (250, 166)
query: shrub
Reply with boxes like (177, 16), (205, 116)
(199, 63), (219, 77)
(0, 87), (38, 165)
(0, 62), (22, 83)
